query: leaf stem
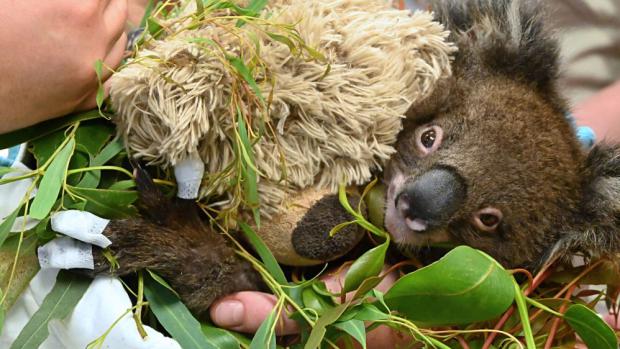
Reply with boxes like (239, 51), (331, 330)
(512, 278), (536, 349)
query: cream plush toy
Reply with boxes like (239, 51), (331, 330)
(109, 0), (454, 265)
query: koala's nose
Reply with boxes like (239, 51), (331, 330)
(395, 167), (466, 230)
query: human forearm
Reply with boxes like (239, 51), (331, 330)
(0, 1), (129, 134)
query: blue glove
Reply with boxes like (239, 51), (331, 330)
(0, 144), (26, 168)
(565, 113), (596, 148)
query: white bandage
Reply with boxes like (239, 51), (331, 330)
(174, 153), (205, 199)
(51, 210), (111, 248)
(38, 237), (94, 270)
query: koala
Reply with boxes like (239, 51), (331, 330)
(385, 0), (620, 269)
(79, 0), (620, 319)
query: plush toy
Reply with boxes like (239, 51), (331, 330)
(109, 0), (454, 265)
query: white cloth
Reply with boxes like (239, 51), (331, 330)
(37, 237), (94, 270)
(0, 161), (181, 348)
(174, 153), (205, 199)
(51, 210), (111, 248)
(0, 269), (181, 349)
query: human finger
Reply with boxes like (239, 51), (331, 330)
(75, 77), (112, 111)
(210, 291), (301, 336)
(102, 0), (129, 50)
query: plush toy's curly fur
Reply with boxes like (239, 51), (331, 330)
(110, 0), (454, 218)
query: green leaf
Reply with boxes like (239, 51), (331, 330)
(245, 0), (268, 13)
(364, 184), (385, 229)
(94, 60), (105, 114)
(384, 246), (514, 326)
(108, 180), (136, 190)
(0, 232), (40, 312)
(66, 186), (138, 219)
(143, 273), (218, 349)
(10, 271), (90, 349)
(77, 137), (124, 188)
(302, 286), (334, 316)
(0, 204), (21, 248)
(513, 278), (535, 349)
(238, 222), (287, 284)
(350, 304), (389, 322)
(146, 269), (180, 298)
(30, 138), (75, 220)
(229, 57), (264, 103)
(249, 307), (277, 349)
(74, 120), (114, 156)
(564, 304), (618, 349)
(0, 110), (101, 150)
(237, 112), (261, 226)
(343, 241), (388, 293)
(0, 288), (4, 334)
(333, 320), (366, 349)
(200, 323), (240, 349)
(30, 130), (66, 168)
(304, 302), (349, 349)
(0, 167), (14, 177)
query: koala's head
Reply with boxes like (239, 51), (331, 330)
(384, 0), (620, 268)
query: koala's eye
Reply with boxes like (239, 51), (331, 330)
(415, 125), (443, 156)
(473, 207), (503, 232)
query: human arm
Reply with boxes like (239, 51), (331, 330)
(0, 1), (129, 134)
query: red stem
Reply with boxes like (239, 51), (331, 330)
(544, 284), (576, 349)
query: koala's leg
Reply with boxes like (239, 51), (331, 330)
(90, 215), (263, 319)
(76, 168), (263, 319)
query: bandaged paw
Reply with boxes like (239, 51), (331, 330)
(51, 210), (111, 248)
(174, 153), (205, 200)
(38, 237), (94, 270)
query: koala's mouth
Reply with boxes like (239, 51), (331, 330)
(384, 171), (453, 246)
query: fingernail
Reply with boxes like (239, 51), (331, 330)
(214, 300), (244, 327)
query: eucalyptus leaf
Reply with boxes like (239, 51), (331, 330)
(0, 204), (21, 248)
(200, 323), (240, 349)
(143, 274), (218, 349)
(108, 180), (137, 190)
(66, 186), (138, 219)
(30, 138), (75, 220)
(237, 111), (261, 226)
(74, 120), (114, 156)
(302, 287), (334, 316)
(146, 269), (180, 298)
(239, 222), (287, 284)
(30, 130), (66, 168)
(0, 288), (4, 333)
(94, 60), (105, 113)
(304, 302), (349, 349)
(384, 246), (514, 326)
(249, 307), (277, 349)
(564, 304), (618, 349)
(10, 271), (90, 349)
(0, 110), (101, 150)
(77, 137), (124, 189)
(0, 167), (14, 177)
(343, 241), (388, 293)
(351, 304), (389, 322)
(333, 320), (366, 349)
(0, 232), (39, 312)
(229, 57), (264, 103)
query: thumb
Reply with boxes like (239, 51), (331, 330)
(210, 291), (300, 335)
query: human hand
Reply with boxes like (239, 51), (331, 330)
(210, 266), (411, 348)
(0, 1), (129, 134)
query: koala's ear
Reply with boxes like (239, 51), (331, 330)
(553, 145), (620, 261)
